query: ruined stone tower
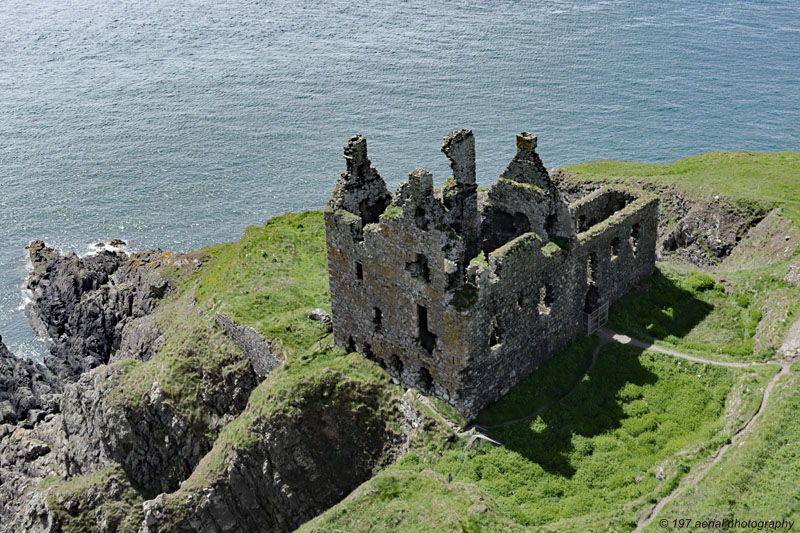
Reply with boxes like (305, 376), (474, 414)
(325, 130), (658, 419)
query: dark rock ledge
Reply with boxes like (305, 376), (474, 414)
(0, 240), (190, 531)
(24, 240), (174, 384)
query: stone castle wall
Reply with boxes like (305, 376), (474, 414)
(325, 130), (658, 419)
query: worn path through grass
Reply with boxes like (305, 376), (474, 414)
(636, 361), (792, 532)
(591, 327), (793, 532)
(470, 328), (779, 431)
(452, 326), (786, 530)
(600, 329), (779, 370)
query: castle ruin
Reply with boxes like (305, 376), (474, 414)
(324, 130), (658, 419)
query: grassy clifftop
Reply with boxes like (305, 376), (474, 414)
(563, 151), (800, 224)
(41, 153), (800, 532)
(111, 211), (334, 432)
(304, 152), (800, 530)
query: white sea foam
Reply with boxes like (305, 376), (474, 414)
(10, 336), (51, 363)
(82, 239), (133, 257)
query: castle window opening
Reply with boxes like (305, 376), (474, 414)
(416, 305), (437, 353)
(545, 213), (558, 237)
(630, 223), (640, 256)
(587, 252), (598, 284)
(415, 207), (428, 229)
(372, 307), (383, 331)
(418, 366), (433, 392)
(364, 342), (376, 361)
(355, 261), (363, 280)
(610, 237), (620, 261)
(489, 314), (504, 347)
(538, 285), (553, 315)
(406, 253), (430, 282)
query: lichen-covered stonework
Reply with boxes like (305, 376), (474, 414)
(325, 130), (658, 419)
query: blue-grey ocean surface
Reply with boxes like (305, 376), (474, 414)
(1, 0), (798, 359)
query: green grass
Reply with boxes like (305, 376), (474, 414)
(123, 209), (790, 531)
(175, 341), (404, 491)
(563, 152), (800, 225)
(154, 341), (412, 530)
(192, 212), (331, 354)
(108, 211), (332, 435)
(647, 373), (800, 532)
(42, 465), (144, 533)
(68, 161), (799, 532)
(608, 264), (800, 362)
(468, 250), (488, 269)
(382, 343), (771, 530)
(298, 470), (525, 532)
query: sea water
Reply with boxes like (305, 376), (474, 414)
(1, 0), (798, 359)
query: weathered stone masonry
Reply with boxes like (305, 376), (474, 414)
(325, 130), (658, 419)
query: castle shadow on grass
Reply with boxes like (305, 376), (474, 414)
(607, 268), (715, 345)
(475, 272), (713, 478)
(488, 342), (656, 478)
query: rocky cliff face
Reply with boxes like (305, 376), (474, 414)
(0, 191), (788, 532)
(57, 360), (254, 496)
(0, 409), (63, 532)
(0, 241), (195, 531)
(141, 368), (415, 533)
(25, 241), (174, 382)
(0, 339), (60, 425)
(1, 240), (187, 530)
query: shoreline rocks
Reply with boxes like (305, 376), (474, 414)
(24, 241), (174, 384)
(0, 338), (61, 425)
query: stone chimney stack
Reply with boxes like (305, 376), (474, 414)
(343, 134), (370, 182)
(441, 129), (476, 186)
(332, 134), (391, 224)
(500, 131), (551, 189)
(441, 129), (480, 260)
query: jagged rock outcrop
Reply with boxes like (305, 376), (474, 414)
(660, 199), (764, 265)
(0, 241), (190, 531)
(111, 316), (163, 364)
(0, 339), (61, 425)
(25, 241), (174, 382)
(9, 241), (251, 500)
(0, 413), (63, 532)
(57, 358), (255, 496)
(7, 462), (145, 533)
(141, 369), (415, 533)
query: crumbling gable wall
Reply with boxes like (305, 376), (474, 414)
(325, 130), (659, 419)
(480, 133), (575, 254)
(328, 134), (392, 229)
(325, 137), (475, 404)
